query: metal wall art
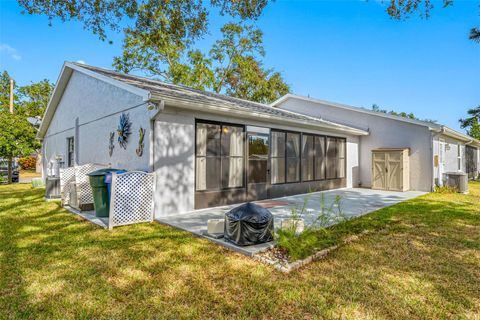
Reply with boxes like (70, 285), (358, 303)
(109, 132), (115, 156)
(117, 113), (132, 149)
(136, 127), (146, 157)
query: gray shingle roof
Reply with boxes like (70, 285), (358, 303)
(73, 63), (368, 135)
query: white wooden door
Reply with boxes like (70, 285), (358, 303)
(372, 152), (387, 190)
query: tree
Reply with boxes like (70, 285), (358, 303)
(459, 106), (480, 139)
(0, 71), (19, 111)
(0, 111), (39, 183)
(470, 28), (480, 43)
(17, 79), (54, 119)
(371, 104), (437, 123)
(17, 0), (269, 42)
(114, 22), (290, 103)
(383, 0), (454, 20)
(381, 0), (478, 43)
(0, 71), (52, 183)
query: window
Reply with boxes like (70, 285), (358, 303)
(315, 136), (325, 180)
(271, 131), (345, 184)
(302, 134), (314, 181)
(271, 131), (285, 184)
(325, 137), (346, 179)
(67, 137), (74, 167)
(326, 137), (337, 179)
(286, 132), (300, 182)
(196, 122), (244, 191)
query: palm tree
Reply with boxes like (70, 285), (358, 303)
(460, 106), (480, 139)
(470, 28), (480, 43)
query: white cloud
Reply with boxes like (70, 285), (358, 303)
(76, 60), (86, 64)
(0, 44), (21, 61)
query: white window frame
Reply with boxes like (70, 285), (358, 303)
(457, 143), (462, 172)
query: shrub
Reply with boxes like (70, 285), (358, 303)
(18, 156), (36, 170)
(434, 185), (457, 194)
(276, 194), (349, 261)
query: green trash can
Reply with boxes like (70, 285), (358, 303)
(87, 168), (123, 218)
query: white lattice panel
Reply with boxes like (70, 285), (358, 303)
(74, 163), (108, 205)
(59, 167), (75, 205)
(109, 171), (155, 229)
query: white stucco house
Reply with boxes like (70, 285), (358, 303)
(38, 62), (480, 218)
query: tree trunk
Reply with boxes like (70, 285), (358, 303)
(7, 157), (13, 184)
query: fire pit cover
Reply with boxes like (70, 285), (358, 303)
(224, 202), (274, 246)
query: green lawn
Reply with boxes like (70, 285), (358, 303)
(1, 183), (479, 319)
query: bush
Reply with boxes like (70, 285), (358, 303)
(18, 156), (36, 170)
(276, 194), (349, 261)
(434, 185), (457, 194)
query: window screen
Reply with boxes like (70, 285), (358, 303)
(196, 122), (244, 191)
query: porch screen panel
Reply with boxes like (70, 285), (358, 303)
(286, 132), (300, 182)
(196, 122), (244, 191)
(326, 137), (337, 179)
(271, 131), (286, 184)
(196, 123), (221, 190)
(302, 134), (314, 181)
(337, 139), (346, 178)
(221, 126), (244, 188)
(315, 136), (325, 180)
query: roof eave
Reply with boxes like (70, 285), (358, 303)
(431, 126), (480, 145)
(152, 94), (369, 136)
(272, 94), (443, 130)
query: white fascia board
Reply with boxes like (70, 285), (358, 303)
(154, 95), (369, 136)
(37, 63), (73, 139)
(37, 62), (152, 139)
(271, 94), (443, 130)
(431, 126), (480, 145)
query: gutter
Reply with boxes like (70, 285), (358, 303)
(151, 95), (370, 136)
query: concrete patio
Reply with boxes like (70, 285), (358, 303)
(157, 188), (426, 255)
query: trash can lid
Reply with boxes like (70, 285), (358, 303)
(87, 168), (125, 176)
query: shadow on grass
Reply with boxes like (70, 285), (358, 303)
(0, 183), (479, 319)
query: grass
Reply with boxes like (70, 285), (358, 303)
(19, 170), (41, 179)
(1, 183), (479, 319)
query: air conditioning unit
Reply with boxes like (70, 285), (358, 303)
(444, 172), (468, 194)
(45, 177), (61, 199)
(69, 184), (80, 210)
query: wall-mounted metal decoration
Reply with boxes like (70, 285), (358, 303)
(136, 127), (146, 157)
(109, 132), (115, 157)
(117, 113), (132, 149)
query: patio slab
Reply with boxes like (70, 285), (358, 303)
(64, 206), (109, 229)
(156, 188), (427, 256)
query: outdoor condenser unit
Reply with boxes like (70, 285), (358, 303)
(444, 172), (468, 194)
(45, 177), (61, 199)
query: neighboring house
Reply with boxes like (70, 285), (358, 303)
(38, 62), (480, 218)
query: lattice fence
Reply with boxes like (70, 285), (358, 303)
(59, 163), (108, 210)
(75, 163), (107, 206)
(109, 171), (155, 229)
(59, 167), (75, 206)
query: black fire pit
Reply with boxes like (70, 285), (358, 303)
(224, 202), (274, 246)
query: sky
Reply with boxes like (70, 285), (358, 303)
(0, 0), (479, 132)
